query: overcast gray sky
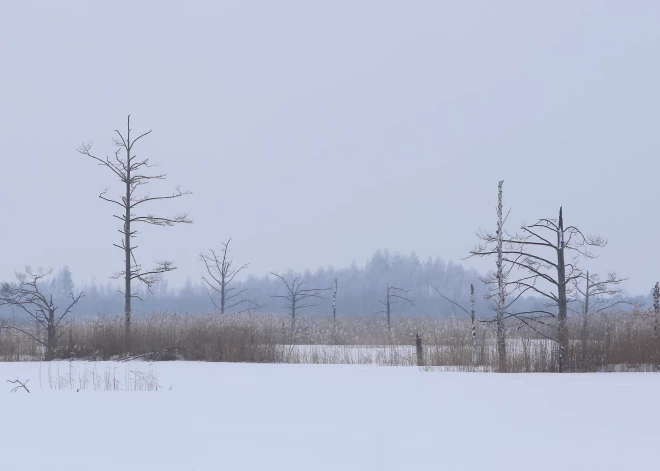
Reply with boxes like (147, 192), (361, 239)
(1, 1), (658, 295)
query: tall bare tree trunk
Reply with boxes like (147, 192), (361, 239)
(220, 272), (226, 314)
(43, 294), (58, 360)
(653, 283), (659, 338)
(653, 282), (660, 360)
(378, 283), (410, 344)
(46, 305), (56, 361)
(332, 278), (338, 344)
(124, 123), (132, 353)
(584, 271), (590, 316)
(581, 272), (590, 365)
(35, 317), (40, 357)
(386, 283), (391, 335)
(471, 283), (477, 364)
(496, 180), (507, 372)
(68, 321), (75, 356)
(333, 278), (337, 321)
(556, 207), (568, 373)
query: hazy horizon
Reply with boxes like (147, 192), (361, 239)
(2, 1), (659, 296)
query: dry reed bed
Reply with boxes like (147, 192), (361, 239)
(1, 311), (658, 372)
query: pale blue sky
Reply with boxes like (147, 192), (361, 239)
(1, 1), (658, 294)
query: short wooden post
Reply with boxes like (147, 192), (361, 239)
(416, 333), (423, 367)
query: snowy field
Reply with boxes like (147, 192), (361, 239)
(1, 362), (659, 471)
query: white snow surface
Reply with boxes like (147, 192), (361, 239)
(1, 361), (659, 470)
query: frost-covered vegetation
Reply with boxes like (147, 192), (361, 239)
(1, 310), (657, 372)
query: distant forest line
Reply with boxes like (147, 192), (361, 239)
(0, 250), (642, 320)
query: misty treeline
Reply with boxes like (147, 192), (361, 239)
(0, 251), (643, 322)
(0, 252), (526, 318)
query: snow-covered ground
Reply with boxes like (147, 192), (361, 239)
(1, 361), (659, 470)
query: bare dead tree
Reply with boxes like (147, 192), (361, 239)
(468, 180), (508, 371)
(470, 284), (477, 363)
(654, 282), (660, 343)
(200, 238), (250, 314)
(0, 267), (84, 360)
(331, 277), (339, 344)
(78, 115), (192, 352)
(574, 270), (628, 361)
(471, 206), (621, 372)
(270, 273), (330, 325)
(332, 278), (338, 321)
(574, 271), (628, 316)
(377, 283), (413, 335)
(242, 298), (263, 316)
(495, 180), (506, 371)
(431, 283), (478, 364)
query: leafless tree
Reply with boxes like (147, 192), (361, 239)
(78, 115), (192, 352)
(575, 270), (628, 316)
(471, 206), (621, 372)
(242, 298), (263, 316)
(270, 273), (330, 325)
(0, 267), (84, 360)
(495, 181), (506, 370)
(654, 282), (660, 343)
(200, 238), (250, 314)
(468, 180), (508, 371)
(332, 278), (338, 321)
(574, 270), (628, 360)
(377, 283), (413, 334)
(431, 283), (478, 364)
